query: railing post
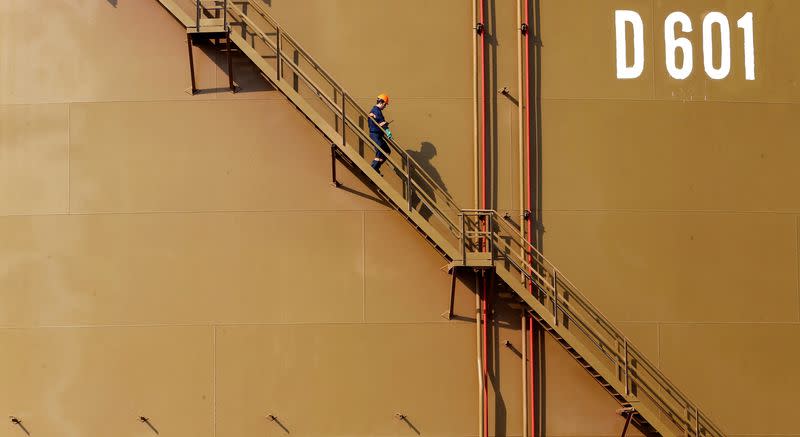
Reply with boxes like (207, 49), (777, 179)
(487, 212), (494, 264)
(407, 159), (414, 212)
(292, 49), (299, 92)
(623, 339), (629, 396)
(196, 0), (201, 32)
(552, 270), (558, 326)
(460, 213), (466, 265)
(276, 28), (282, 81)
(223, 0), (228, 30)
(695, 407), (700, 437)
(341, 91), (346, 147)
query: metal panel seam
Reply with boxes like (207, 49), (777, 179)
(212, 325), (217, 437)
(67, 103), (71, 213)
(362, 210), (367, 323)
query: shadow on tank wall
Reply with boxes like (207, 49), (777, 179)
(194, 38), (275, 95)
(407, 141), (449, 221)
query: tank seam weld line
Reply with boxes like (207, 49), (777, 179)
(0, 321), (485, 329)
(5, 208), (800, 218)
(656, 322), (661, 368)
(67, 103), (71, 214)
(0, 209), (389, 218)
(212, 325), (217, 437)
(796, 215), (799, 322)
(362, 210), (366, 323)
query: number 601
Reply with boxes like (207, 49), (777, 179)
(615, 10), (755, 81)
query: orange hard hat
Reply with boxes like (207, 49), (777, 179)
(377, 93), (390, 104)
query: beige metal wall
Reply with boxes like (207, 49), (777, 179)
(0, 1), (635, 436)
(2, 0), (795, 436)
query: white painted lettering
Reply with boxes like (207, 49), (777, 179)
(615, 10), (645, 79)
(665, 12), (693, 80)
(737, 12), (756, 80)
(702, 12), (732, 80)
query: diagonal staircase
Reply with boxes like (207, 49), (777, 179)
(156, 1), (727, 435)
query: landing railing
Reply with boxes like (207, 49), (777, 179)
(193, 0), (228, 32)
(460, 209), (725, 437)
(215, 2), (724, 435)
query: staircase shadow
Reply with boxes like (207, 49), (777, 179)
(337, 183), (391, 208)
(334, 152), (393, 209)
(406, 141), (450, 221)
(194, 38), (276, 94)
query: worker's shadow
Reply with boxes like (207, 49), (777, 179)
(406, 141), (449, 221)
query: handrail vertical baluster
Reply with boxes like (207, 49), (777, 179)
(276, 27), (282, 81)
(407, 159), (414, 212)
(196, 0), (201, 32)
(695, 406), (700, 437)
(552, 270), (558, 326)
(341, 90), (346, 147)
(487, 212), (494, 264)
(223, 0), (228, 30)
(624, 339), (629, 396)
(461, 213), (466, 265)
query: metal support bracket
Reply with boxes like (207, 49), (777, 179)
(226, 31), (236, 93)
(9, 416), (29, 436)
(442, 266), (458, 320)
(186, 31), (236, 94)
(187, 35), (197, 95)
(617, 407), (635, 437)
(330, 144), (341, 188)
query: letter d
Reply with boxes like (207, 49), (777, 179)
(615, 10), (645, 79)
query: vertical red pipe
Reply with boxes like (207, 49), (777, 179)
(478, 1), (489, 436)
(523, 1), (536, 436)
(480, 0), (487, 207)
(482, 275), (489, 437)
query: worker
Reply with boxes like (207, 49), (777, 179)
(368, 93), (392, 173)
